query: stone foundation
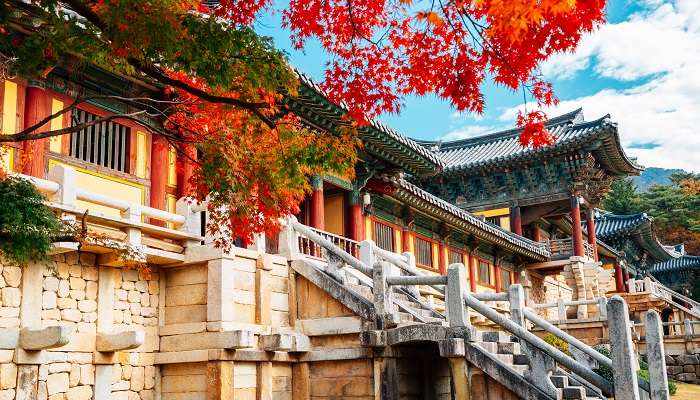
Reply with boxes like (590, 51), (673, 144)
(665, 354), (700, 384)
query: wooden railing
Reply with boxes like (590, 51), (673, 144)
(17, 164), (203, 264)
(547, 238), (595, 260)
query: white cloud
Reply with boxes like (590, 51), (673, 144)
(440, 124), (500, 141)
(511, 0), (700, 172)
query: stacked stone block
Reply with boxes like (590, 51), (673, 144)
(665, 354), (700, 383)
(0, 265), (21, 400)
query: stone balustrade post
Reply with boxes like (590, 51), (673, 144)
(402, 252), (420, 298)
(597, 297), (608, 320)
(48, 164), (78, 225)
(607, 295), (640, 400)
(684, 319), (693, 341)
(557, 298), (567, 322)
(359, 240), (375, 271)
(121, 203), (142, 247)
(628, 279), (637, 294)
(446, 263), (468, 328)
(278, 217), (300, 259)
(509, 284), (525, 327)
(645, 310), (670, 400)
(373, 261), (395, 329)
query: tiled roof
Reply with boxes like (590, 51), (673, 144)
(593, 211), (681, 261)
(290, 71), (444, 176)
(419, 109), (642, 175)
(650, 256), (700, 274)
(381, 176), (550, 260)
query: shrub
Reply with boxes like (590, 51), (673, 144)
(543, 333), (571, 356)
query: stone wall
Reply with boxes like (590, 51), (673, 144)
(665, 354), (700, 384)
(0, 263), (21, 400)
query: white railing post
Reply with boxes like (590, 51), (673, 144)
(446, 263), (468, 328)
(278, 217), (300, 259)
(684, 319), (693, 341)
(607, 295), (640, 400)
(645, 310), (670, 400)
(643, 277), (653, 293)
(557, 298), (567, 322)
(121, 204), (142, 247)
(509, 284), (525, 327)
(402, 252), (420, 298)
(248, 233), (266, 253)
(48, 164), (77, 223)
(359, 240), (375, 270)
(373, 261), (395, 329)
(628, 278), (637, 294)
(175, 198), (203, 236)
(597, 297), (608, 320)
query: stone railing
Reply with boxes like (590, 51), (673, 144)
(531, 297), (608, 322)
(17, 164), (203, 264)
(297, 226), (360, 258)
(629, 276), (700, 320)
(280, 216), (664, 399)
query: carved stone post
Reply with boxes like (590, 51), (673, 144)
(373, 261), (395, 329)
(446, 263), (468, 328)
(607, 295), (640, 400)
(645, 310), (669, 400)
(278, 217), (300, 259)
(359, 240), (375, 270)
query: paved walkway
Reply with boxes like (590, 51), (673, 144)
(673, 382), (700, 399)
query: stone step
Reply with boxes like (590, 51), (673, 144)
(476, 342), (497, 353)
(494, 354), (514, 364)
(551, 375), (569, 388)
(481, 331), (512, 343)
(561, 386), (587, 399)
(512, 354), (529, 365)
(510, 365), (528, 375)
(497, 342), (520, 355)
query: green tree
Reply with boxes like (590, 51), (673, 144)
(602, 177), (641, 215)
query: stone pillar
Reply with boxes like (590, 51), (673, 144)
(207, 361), (234, 399)
(615, 261), (625, 293)
(150, 135), (169, 214)
(511, 205), (523, 236)
(309, 175), (324, 230)
(586, 208), (599, 261)
(607, 296), (640, 400)
(446, 263), (468, 327)
(645, 310), (670, 400)
(292, 363), (310, 400)
(176, 144), (197, 199)
(347, 189), (363, 242)
(570, 195), (585, 257)
(22, 85), (50, 177)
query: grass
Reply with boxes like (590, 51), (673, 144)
(672, 382), (700, 399)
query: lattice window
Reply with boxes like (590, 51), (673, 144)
(70, 109), (130, 172)
(478, 261), (491, 284)
(485, 216), (501, 226)
(415, 237), (433, 268)
(500, 269), (512, 290)
(448, 249), (463, 265)
(373, 221), (394, 252)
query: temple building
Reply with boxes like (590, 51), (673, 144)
(0, 48), (698, 399)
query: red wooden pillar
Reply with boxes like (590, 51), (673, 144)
(531, 223), (542, 242)
(623, 269), (630, 292)
(494, 265), (502, 292)
(511, 205), (523, 236)
(586, 208), (599, 261)
(150, 135), (169, 217)
(614, 261), (625, 293)
(401, 228), (411, 253)
(438, 242), (447, 275)
(176, 144), (197, 199)
(468, 253), (477, 292)
(22, 85), (50, 177)
(347, 189), (363, 242)
(309, 176), (324, 230)
(570, 195), (585, 257)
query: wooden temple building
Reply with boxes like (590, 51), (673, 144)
(0, 38), (698, 400)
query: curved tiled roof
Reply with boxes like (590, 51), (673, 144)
(419, 109), (642, 176)
(593, 211), (681, 261)
(290, 71), (444, 176)
(650, 256), (700, 274)
(377, 176), (550, 260)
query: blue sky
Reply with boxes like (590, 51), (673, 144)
(257, 1), (700, 172)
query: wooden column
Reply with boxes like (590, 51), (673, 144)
(347, 189), (364, 242)
(570, 195), (585, 257)
(614, 261), (625, 293)
(176, 144), (197, 199)
(401, 228), (411, 253)
(150, 135), (169, 214)
(531, 223), (542, 242)
(623, 269), (630, 292)
(21, 85), (50, 177)
(511, 205), (523, 236)
(468, 253), (477, 292)
(309, 175), (324, 230)
(438, 242), (447, 275)
(586, 208), (599, 261)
